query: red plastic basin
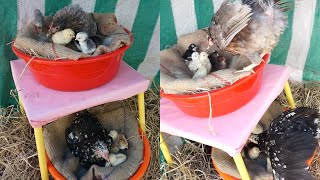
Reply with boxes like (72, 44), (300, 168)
(46, 128), (151, 180)
(12, 29), (133, 91)
(160, 54), (269, 117)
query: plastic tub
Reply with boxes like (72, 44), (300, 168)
(46, 129), (150, 180)
(160, 54), (269, 117)
(12, 29), (133, 91)
(211, 148), (317, 180)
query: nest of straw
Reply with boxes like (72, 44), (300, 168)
(0, 88), (160, 180)
(162, 80), (320, 179)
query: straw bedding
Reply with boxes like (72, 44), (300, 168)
(13, 13), (130, 60)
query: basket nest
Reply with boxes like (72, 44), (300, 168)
(160, 29), (259, 95)
(13, 13), (131, 60)
(212, 102), (284, 180)
(43, 101), (143, 180)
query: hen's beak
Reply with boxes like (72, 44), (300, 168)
(102, 151), (109, 162)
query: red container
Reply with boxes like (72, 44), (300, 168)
(12, 29), (133, 91)
(160, 54), (269, 117)
(46, 129), (150, 180)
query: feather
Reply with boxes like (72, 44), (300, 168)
(209, 0), (253, 49)
(52, 4), (97, 36)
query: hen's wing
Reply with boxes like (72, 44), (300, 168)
(209, 0), (252, 49)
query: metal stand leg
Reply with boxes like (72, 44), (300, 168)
(284, 81), (296, 109)
(34, 127), (49, 180)
(138, 93), (146, 133)
(233, 153), (250, 180)
(160, 132), (173, 166)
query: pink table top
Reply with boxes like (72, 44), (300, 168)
(11, 59), (150, 128)
(160, 64), (289, 156)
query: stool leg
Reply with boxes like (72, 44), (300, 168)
(34, 127), (49, 180)
(18, 96), (25, 115)
(233, 153), (250, 180)
(138, 93), (146, 133)
(160, 132), (173, 166)
(284, 81), (296, 109)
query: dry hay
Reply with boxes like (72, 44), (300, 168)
(163, 80), (320, 179)
(125, 87), (160, 179)
(0, 88), (160, 180)
(161, 140), (222, 180)
(0, 106), (40, 179)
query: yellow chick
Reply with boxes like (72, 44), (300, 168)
(109, 130), (129, 154)
(52, 28), (75, 45)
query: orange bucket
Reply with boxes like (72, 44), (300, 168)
(46, 129), (150, 180)
(211, 148), (317, 180)
(160, 55), (268, 118)
(12, 29), (133, 92)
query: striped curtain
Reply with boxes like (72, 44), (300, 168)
(0, 0), (159, 107)
(160, 0), (320, 81)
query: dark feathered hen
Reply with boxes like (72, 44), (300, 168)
(208, 0), (290, 72)
(32, 9), (52, 42)
(250, 107), (319, 180)
(33, 9), (44, 32)
(49, 4), (97, 37)
(65, 110), (113, 168)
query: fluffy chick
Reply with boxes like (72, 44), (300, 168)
(52, 28), (75, 45)
(181, 44), (199, 62)
(75, 32), (97, 54)
(188, 52), (212, 79)
(188, 52), (200, 73)
(199, 52), (212, 73)
(49, 4), (97, 36)
(105, 153), (127, 167)
(208, 51), (229, 72)
(108, 130), (129, 154)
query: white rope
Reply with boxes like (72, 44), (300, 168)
(197, 87), (216, 135)
(206, 91), (216, 135)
